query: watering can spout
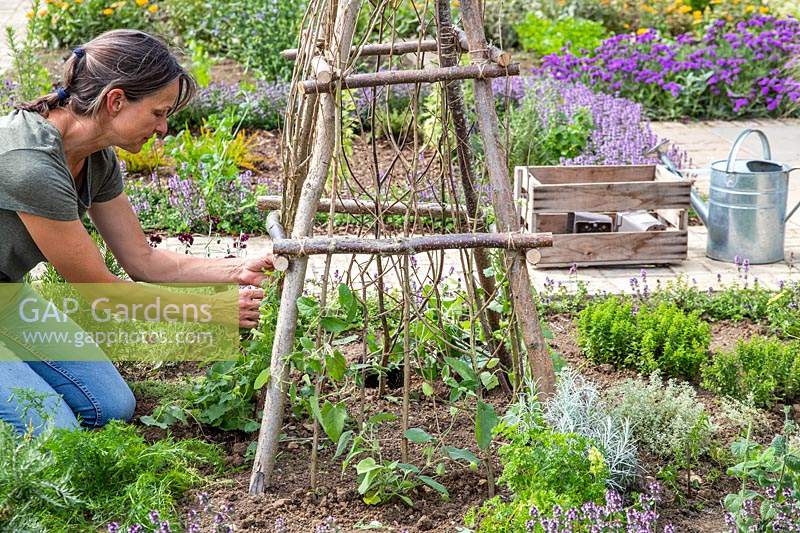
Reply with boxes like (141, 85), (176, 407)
(644, 141), (710, 226)
(690, 188), (709, 226)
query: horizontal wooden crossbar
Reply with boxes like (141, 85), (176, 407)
(299, 63), (519, 94)
(272, 231), (552, 257)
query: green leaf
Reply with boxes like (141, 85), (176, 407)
(325, 350), (347, 381)
(404, 428), (433, 444)
(368, 412), (398, 425)
(296, 296), (318, 317)
(475, 400), (498, 450)
(332, 334), (359, 346)
(243, 420), (260, 432)
(356, 457), (381, 475)
(419, 475), (449, 497)
(309, 398), (347, 443)
(139, 415), (168, 429)
(487, 300), (504, 313)
(321, 316), (350, 334)
(397, 462), (420, 473)
(300, 336), (315, 352)
(422, 382), (434, 396)
(363, 492), (382, 505)
(202, 402), (228, 422)
(445, 356), (477, 383)
(164, 404), (187, 424)
(480, 371), (499, 390)
(444, 446), (480, 465)
(338, 283), (359, 321)
(253, 368), (270, 390)
(334, 430), (354, 459)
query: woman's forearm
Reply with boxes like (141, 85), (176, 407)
(130, 247), (244, 284)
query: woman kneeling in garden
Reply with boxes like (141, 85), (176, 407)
(0, 29), (272, 434)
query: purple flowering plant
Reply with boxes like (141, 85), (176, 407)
(125, 109), (279, 235)
(106, 493), (235, 533)
(497, 77), (690, 167)
(525, 482), (674, 533)
(539, 16), (800, 119)
(169, 80), (289, 132)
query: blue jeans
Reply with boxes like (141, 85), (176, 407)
(0, 285), (135, 434)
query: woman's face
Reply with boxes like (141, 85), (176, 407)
(108, 78), (180, 153)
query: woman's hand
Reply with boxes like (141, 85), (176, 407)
(238, 253), (276, 286)
(239, 286), (265, 329)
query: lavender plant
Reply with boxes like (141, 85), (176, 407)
(169, 81), (289, 131)
(539, 16), (800, 119)
(497, 77), (690, 167)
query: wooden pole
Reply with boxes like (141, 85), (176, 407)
(299, 63), (519, 94)
(258, 195), (467, 219)
(271, 232), (552, 256)
(460, 0), (556, 399)
(435, 0), (514, 390)
(249, 0), (363, 495)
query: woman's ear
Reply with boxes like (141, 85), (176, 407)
(105, 88), (126, 116)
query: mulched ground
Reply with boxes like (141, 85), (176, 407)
(124, 316), (787, 532)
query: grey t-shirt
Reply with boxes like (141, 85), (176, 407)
(0, 110), (123, 281)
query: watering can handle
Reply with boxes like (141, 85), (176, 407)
(726, 128), (772, 172)
(784, 168), (800, 223)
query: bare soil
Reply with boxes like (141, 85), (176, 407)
(127, 317), (788, 532)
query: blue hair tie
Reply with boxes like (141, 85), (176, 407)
(73, 47), (85, 59)
(56, 87), (70, 102)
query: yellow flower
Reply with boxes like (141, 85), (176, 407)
(450, 0), (459, 6)
(678, 5), (691, 13)
(636, 27), (650, 35)
(623, 22), (630, 28)
(102, 7), (113, 15)
(745, 5), (755, 12)
(136, 0), (148, 5)
(759, 5), (768, 13)
(692, 9), (702, 19)
(74, 0), (81, 3)
(147, 3), (158, 12)
(38, 7), (48, 16)
(60, 2), (69, 8)
(26, 10), (34, 18)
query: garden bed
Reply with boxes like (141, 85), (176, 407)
(120, 315), (788, 532)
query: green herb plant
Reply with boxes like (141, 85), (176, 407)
(724, 409), (800, 531)
(701, 336), (800, 408)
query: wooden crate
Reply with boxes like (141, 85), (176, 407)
(513, 164), (690, 268)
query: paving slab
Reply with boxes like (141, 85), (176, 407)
(0, 0), (30, 75)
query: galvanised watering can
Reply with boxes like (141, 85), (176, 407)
(658, 129), (800, 264)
